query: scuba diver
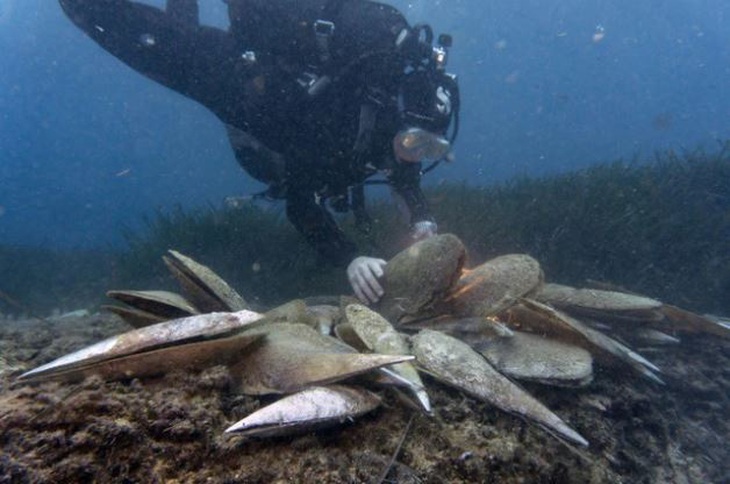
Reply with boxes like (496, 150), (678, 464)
(57, 0), (460, 304)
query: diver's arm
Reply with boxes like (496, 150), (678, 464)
(389, 162), (436, 228)
(58, 0), (243, 113)
(285, 189), (359, 268)
(285, 188), (387, 304)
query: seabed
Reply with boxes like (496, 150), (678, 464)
(1, 310), (728, 482)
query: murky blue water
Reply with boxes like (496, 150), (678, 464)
(0, 3), (729, 480)
(1, 0), (728, 248)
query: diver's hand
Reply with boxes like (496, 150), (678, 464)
(347, 256), (387, 304)
(411, 220), (438, 242)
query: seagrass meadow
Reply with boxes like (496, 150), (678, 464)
(2, 146), (728, 317)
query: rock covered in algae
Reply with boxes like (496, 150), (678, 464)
(377, 234), (466, 324)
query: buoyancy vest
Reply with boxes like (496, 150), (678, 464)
(226, 0), (410, 83)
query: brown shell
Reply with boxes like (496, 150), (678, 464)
(164, 250), (248, 312)
(535, 283), (664, 323)
(102, 304), (167, 329)
(229, 323), (412, 395)
(377, 233), (466, 324)
(478, 331), (593, 387)
(449, 254), (543, 318)
(106, 290), (198, 320)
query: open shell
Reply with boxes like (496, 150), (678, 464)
(229, 323), (414, 395)
(106, 289), (198, 321)
(164, 250), (248, 312)
(512, 299), (663, 383)
(102, 304), (167, 329)
(19, 310), (263, 382)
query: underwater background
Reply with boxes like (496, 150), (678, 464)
(1, 0), (728, 248)
(1, 0), (728, 318)
(1, 2), (729, 483)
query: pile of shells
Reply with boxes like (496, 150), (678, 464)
(18, 235), (730, 447)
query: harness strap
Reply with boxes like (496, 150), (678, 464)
(314, 0), (347, 66)
(353, 102), (378, 154)
(313, 19), (335, 64)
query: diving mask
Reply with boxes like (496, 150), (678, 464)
(393, 127), (451, 163)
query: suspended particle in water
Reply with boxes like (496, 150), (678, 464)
(252, 262), (261, 273)
(592, 25), (606, 43)
(224, 196), (250, 209)
(241, 51), (257, 65)
(139, 33), (156, 47)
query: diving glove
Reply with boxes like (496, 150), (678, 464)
(347, 256), (387, 304)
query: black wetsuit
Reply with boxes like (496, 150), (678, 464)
(58, 0), (434, 265)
